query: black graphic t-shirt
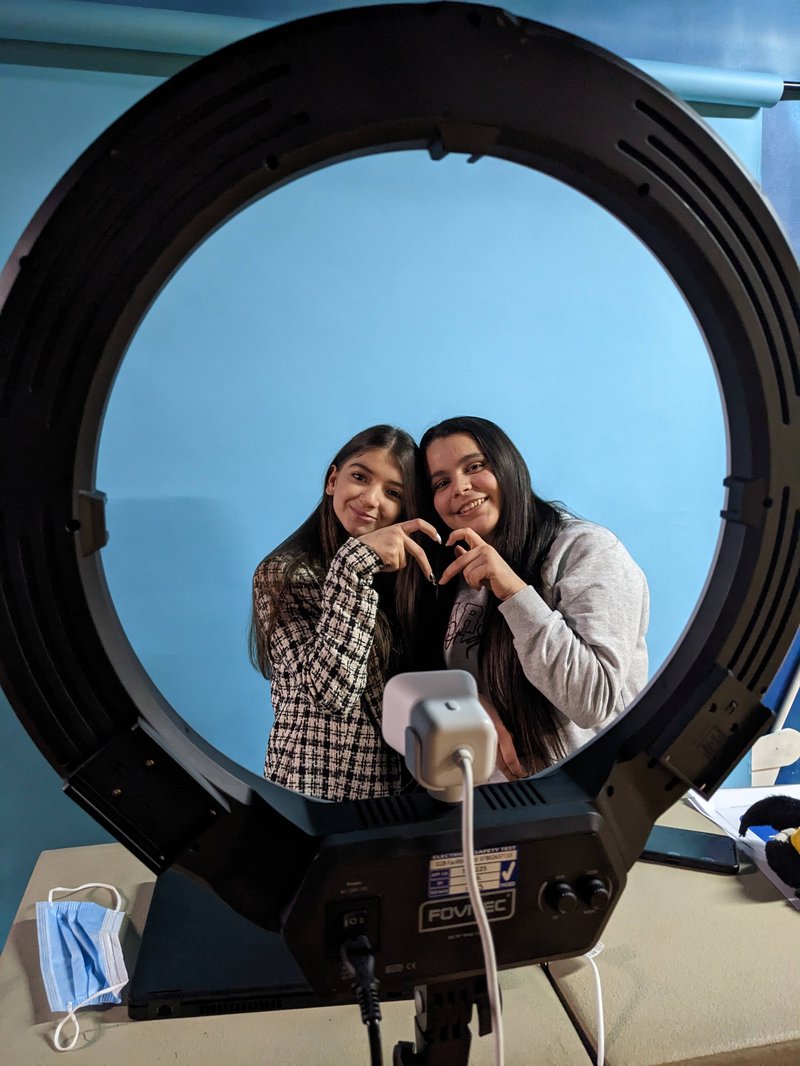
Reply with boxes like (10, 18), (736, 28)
(444, 581), (489, 683)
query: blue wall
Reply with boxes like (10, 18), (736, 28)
(1, 2), (799, 946)
(98, 149), (726, 770)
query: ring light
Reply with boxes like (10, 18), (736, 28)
(0, 1), (798, 1007)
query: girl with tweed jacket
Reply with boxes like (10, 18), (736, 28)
(251, 425), (439, 801)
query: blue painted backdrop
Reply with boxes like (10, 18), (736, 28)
(1, 1), (799, 946)
(98, 149), (726, 773)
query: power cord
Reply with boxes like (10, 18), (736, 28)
(454, 747), (504, 1066)
(341, 935), (383, 1066)
(582, 942), (605, 1066)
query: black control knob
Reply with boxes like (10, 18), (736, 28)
(580, 877), (611, 909)
(545, 881), (578, 914)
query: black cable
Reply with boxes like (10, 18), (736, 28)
(341, 935), (383, 1066)
(367, 1019), (382, 1066)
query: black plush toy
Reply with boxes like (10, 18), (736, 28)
(739, 795), (800, 897)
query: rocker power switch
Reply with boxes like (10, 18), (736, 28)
(325, 897), (381, 957)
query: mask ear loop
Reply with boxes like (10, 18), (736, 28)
(46, 883), (127, 1051)
(53, 979), (129, 1052)
(47, 883), (123, 912)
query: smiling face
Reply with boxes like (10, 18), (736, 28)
(426, 433), (502, 541)
(325, 446), (404, 537)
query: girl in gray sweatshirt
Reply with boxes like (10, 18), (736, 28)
(419, 416), (650, 779)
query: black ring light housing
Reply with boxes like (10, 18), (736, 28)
(1, 1), (798, 1008)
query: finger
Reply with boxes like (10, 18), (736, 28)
(460, 557), (491, 591)
(506, 753), (525, 778)
(496, 750), (513, 779)
(438, 551), (473, 586)
(460, 562), (482, 591)
(400, 534), (434, 581)
(491, 715), (524, 776)
(497, 746), (522, 779)
(501, 737), (526, 780)
(446, 527), (484, 549)
(398, 518), (442, 544)
(454, 545), (467, 557)
(500, 738), (524, 778)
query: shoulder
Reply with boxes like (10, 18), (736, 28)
(543, 520), (644, 580)
(253, 539), (382, 597)
(550, 520), (620, 554)
(253, 552), (320, 595)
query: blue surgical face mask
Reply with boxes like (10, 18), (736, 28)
(36, 882), (129, 1052)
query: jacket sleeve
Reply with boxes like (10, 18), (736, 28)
(497, 525), (649, 728)
(252, 538), (385, 717)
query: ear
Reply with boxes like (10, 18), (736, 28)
(325, 464), (338, 496)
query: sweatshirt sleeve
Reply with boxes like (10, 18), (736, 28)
(497, 524), (649, 729)
(252, 538), (385, 717)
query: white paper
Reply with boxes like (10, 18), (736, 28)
(685, 784), (800, 910)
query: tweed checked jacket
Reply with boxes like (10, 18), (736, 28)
(254, 537), (405, 801)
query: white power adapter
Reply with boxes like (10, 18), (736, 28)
(382, 671), (497, 801)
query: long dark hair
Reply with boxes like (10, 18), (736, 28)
(249, 424), (421, 678)
(418, 416), (570, 771)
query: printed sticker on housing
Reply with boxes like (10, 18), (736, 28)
(428, 846), (518, 898)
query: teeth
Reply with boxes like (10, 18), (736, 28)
(458, 497), (486, 515)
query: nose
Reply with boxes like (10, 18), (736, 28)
(359, 483), (381, 509)
(454, 472), (472, 496)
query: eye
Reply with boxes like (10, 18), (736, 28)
(432, 478), (448, 492)
(351, 471), (366, 482)
(465, 461), (485, 474)
(386, 488), (402, 501)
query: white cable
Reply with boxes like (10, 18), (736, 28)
(583, 942), (605, 1066)
(454, 747), (504, 1066)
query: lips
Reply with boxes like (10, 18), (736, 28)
(454, 496), (487, 516)
(350, 504), (377, 522)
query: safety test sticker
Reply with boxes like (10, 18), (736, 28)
(427, 846), (518, 898)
